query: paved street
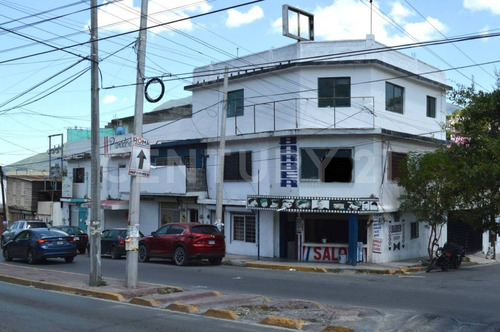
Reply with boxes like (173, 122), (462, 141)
(1, 254), (499, 331)
(0, 281), (279, 332)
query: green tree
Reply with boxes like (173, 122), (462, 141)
(398, 149), (459, 259)
(448, 87), (500, 259)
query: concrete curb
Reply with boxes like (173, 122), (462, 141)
(245, 262), (328, 273)
(260, 316), (307, 329)
(129, 297), (162, 307)
(0, 274), (126, 301)
(166, 302), (200, 313)
(204, 308), (238, 320)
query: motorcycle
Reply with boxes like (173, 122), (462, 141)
(426, 242), (465, 272)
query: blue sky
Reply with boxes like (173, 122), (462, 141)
(1, 0), (499, 169)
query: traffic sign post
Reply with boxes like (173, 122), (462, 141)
(128, 135), (150, 177)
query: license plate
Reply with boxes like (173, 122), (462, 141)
(208, 240), (215, 245)
(57, 241), (64, 245)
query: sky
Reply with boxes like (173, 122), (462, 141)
(1, 0), (500, 171)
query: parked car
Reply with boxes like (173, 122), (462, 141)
(138, 222), (225, 266)
(3, 228), (77, 264)
(1, 220), (48, 248)
(50, 226), (88, 254)
(98, 228), (144, 259)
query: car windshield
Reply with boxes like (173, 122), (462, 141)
(27, 222), (47, 228)
(36, 230), (70, 238)
(117, 230), (144, 238)
(191, 225), (220, 235)
(60, 227), (84, 235)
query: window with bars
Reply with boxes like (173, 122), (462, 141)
(232, 214), (256, 243)
(224, 151), (252, 181)
(318, 77), (351, 107)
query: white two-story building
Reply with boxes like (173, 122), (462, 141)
(63, 35), (473, 264)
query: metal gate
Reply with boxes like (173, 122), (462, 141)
(447, 211), (482, 254)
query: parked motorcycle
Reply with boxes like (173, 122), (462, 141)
(426, 242), (465, 272)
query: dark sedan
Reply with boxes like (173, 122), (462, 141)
(3, 228), (77, 264)
(50, 226), (88, 254)
(100, 228), (144, 259)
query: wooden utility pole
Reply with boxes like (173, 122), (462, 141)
(89, 0), (102, 287)
(215, 68), (229, 228)
(126, 0), (148, 288)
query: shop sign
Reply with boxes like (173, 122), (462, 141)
(302, 246), (368, 262)
(280, 137), (298, 188)
(247, 195), (379, 214)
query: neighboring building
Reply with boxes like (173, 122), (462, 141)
(5, 175), (61, 224)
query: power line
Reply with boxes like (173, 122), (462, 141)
(0, 0), (264, 65)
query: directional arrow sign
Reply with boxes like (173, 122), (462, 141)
(128, 135), (150, 177)
(137, 149), (146, 169)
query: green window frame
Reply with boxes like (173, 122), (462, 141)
(227, 89), (244, 117)
(426, 96), (436, 118)
(318, 77), (351, 107)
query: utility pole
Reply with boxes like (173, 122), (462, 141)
(126, 0), (148, 288)
(0, 166), (7, 226)
(215, 68), (229, 228)
(89, 0), (102, 287)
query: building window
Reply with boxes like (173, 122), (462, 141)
(232, 214), (256, 243)
(386, 82), (404, 114)
(411, 222), (419, 239)
(224, 151), (252, 182)
(388, 152), (407, 181)
(300, 148), (353, 182)
(318, 77), (351, 107)
(155, 156), (182, 166)
(73, 168), (85, 183)
(227, 89), (244, 117)
(427, 96), (436, 118)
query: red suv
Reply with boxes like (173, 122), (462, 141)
(138, 222), (225, 266)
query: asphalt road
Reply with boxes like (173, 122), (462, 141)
(4, 255), (500, 326)
(0, 281), (283, 332)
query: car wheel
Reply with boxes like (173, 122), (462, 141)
(208, 257), (222, 265)
(27, 249), (37, 264)
(65, 256), (75, 263)
(138, 244), (149, 263)
(3, 248), (12, 261)
(173, 246), (188, 266)
(110, 247), (120, 259)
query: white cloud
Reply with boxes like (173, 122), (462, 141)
(88, 0), (212, 33)
(301, 0), (448, 46)
(226, 6), (264, 28)
(463, 0), (500, 15)
(103, 95), (117, 104)
(390, 2), (413, 24)
(271, 17), (282, 34)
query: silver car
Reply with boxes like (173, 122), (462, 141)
(1, 220), (48, 248)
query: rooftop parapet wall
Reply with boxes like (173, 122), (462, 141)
(189, 35), (447, 88)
